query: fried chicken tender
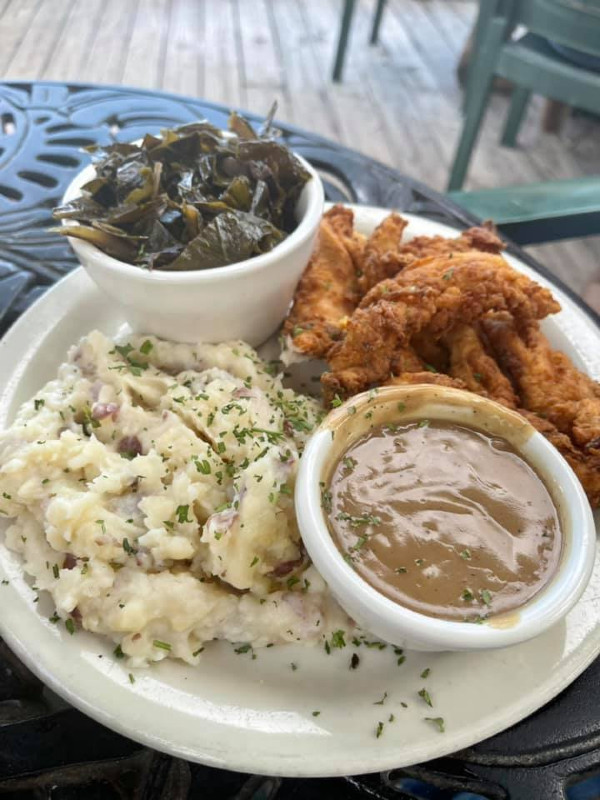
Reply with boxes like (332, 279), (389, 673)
(387, 372), (468, 391)
(519, 410), (600, 507)
(322, 252), (560, 402)
(357, 213), (409, 293)
(482, 316), (600, 452)
(397, 224), (504, 274)
(444, 324), (519, 408)
(283, 206), (363, 359)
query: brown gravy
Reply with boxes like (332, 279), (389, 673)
(326, 420), (562, 621)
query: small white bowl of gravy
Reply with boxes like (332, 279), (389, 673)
(296, 385), (596, 651)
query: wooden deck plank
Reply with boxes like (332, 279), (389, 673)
(0, 0), (41, 76)
(122, 0), (171, 89)
(298, 0), (397, 165)
(234, 0), (292, 123)
(1, 0), (72, 79)
(267, 0), (343, 141)
(42, 0), (105, 81)
(82, 0), (139, 85)
(202, 0), (243, 109)
(161, 0), (204, 98)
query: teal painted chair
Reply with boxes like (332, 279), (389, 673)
(447, 0), (600, 245)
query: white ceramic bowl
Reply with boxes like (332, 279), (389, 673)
(60, 153), (323, 346)
(296, 384), (596, 652)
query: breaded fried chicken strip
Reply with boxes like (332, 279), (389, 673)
(482, 315), (600, 451)
(387, 372), (468, 391)
(283, 206), (363, 360)
(398, 224), (504, 274)
(519, 410), (600, 507)
(444, 324), (519, 408)
(322, 252), (560, 402)
(357, 213), (409, 293)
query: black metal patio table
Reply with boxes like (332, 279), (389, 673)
(0, 80), (598, 800)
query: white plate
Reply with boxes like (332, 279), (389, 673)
(1, 206), (599, 777)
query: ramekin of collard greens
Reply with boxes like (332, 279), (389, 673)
(54, 107), (324, 345)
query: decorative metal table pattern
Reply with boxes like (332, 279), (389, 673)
(0, 81), (598, 800)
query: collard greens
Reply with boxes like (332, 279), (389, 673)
(53, 111), (311, 271)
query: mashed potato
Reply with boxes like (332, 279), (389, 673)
(0, 332), (351, 665)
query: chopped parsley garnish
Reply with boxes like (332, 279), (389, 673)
(291, 662), (298, 671)
(425, 716), (445, 733)
(461, 588), (474, 602)
(420, 668), (431, 679)
(250, 556), (259, 567)
(122, 538), (136, 555)
(286, 576), (300, 589)
(330, 630), (346, 649)
(460, 549), (471, 560)
(342, 456), (357, 472)
(139, 339), (153, 355)
(65, 618), (76, 635)
(395, 566), (407, 574)
(331, 394), (343, 408)
(176, 505), (191, 524)
(418, 688), (433, 707)
(2, 492), (10, 500)
(336, 511), (381, 528)
(96, 519), (106, 534)
(312, 710), (320, 717)
(480, 589), (492, 606)
(129, 673), (135, 684)
(375, 721), (384, 738)
(320, 484), (332, 513)
(373, 691), (388, 705)
(350, 653), (360, 670)
(34, 398), (45, 411)
(49, 611), (60, 624)
(192, 647), (205, 657)
(234, 643), (252, 654)
(153, 640), (172, 651)
(194, 458), (211, 475)
(417, 419), (430, 428)
(52, 564), (59, 579)
(443, 268), (454, 280)
(114, 644), (125, 659)
(351, 535), (368, 551)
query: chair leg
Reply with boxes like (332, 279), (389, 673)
(332, 0), (357, 82)
(461, 0), (499, 112)
(501, 87), (530, 147)
(370, 0), (387, 44)
(447, 18), (507, 191)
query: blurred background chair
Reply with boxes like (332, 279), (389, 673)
(448, 0), (600, 192)
(332, 0), (387, 81)
(448, 0), (600, 257)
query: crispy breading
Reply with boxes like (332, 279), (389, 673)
(398, 224), (504, 273)
(444, 324), (519, 408)
(519, 410), (600, 507)
(357, 213), (409, 293)
(482, 315), (600, 451)
(386, 371), (468, 391)
(283, 206), (362, 359)
(322, 251), (560, 402)
(390, 347), (425, 375)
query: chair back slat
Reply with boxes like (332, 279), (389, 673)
(517, 0), (600, 57)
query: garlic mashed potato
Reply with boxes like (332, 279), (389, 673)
(0, 331), (349, 665)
